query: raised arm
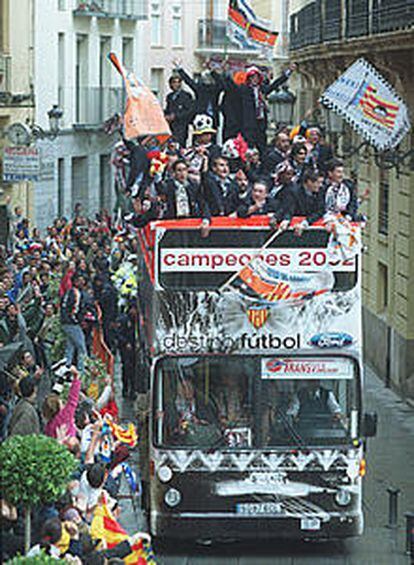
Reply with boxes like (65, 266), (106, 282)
(263, 64), (296, 97)
(176, 67), (198, 95)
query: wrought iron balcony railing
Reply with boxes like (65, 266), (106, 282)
(73, 0), (147, 20)
(197, 19), (259, 52)
(290, 0), (414, 51)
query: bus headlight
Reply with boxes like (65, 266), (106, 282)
(158, 465), (173, 483)
(164, 488), (181, 507)
(335, 489), (351, 506)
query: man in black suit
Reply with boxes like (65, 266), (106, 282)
(164, 75), (194, 147)
(159, 159), (210, 223)
(175, 65), (222, 127)
(263, 131), (291, 175)
(202, 156), (240, 217)
(237, 179), (279, 218)
(283, 169), (326, 235)
(307, 127), (334, 174)
(231, 64), (296, 155)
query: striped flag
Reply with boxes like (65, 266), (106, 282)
(227, 0), (278, 55)
(231, 260), (334, 307)
(358, 83), (399, 130)
(320, 58), (410, 150)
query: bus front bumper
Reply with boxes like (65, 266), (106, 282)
(150, 511), (363, 541)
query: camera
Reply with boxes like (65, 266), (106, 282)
(51, 359), (73, 395)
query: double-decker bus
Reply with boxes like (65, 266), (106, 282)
(136, 216), (377, 542)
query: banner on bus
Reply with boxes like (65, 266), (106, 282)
(160, 248), (355, 273)
(261, 357), (354, 380)
(153, 225), (361, 357)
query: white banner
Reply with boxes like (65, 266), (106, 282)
(160, 248), (355, 273)
(320, 58), (411, 150)
(3, 146), (40, 182)
(261, 357), (354, 380)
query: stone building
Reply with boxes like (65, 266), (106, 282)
(0, 0), (35, 235)
(288, 0), (414, 397)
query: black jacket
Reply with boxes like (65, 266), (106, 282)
(284, 183), (326, 224)
(237, 71), (291, 143)
(237, 196), (279, 218)
(159, 178), (211, 220)
(263, 147), (287, 174)
(164, 89), (194, 144)
(177, 68), (222, 125)
(202, 172), (240, 217)
(211, 70), (242, 140)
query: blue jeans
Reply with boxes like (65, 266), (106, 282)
(62, 324), (87, 373)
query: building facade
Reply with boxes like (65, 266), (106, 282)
(0, 0), (35, 232)
(288, 0), (414, 397)
(33, 0), (147, 229)
(145, 0), (203, 103)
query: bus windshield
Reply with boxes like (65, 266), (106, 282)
(154, 356), (360, 449)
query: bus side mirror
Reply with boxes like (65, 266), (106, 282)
(362, 412), (378, 438)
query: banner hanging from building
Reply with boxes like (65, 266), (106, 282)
(108, 52), (171, 143)
(320, 58), (411, 151)
(3, 146), (40, 182)
(227, 0), (278, 58)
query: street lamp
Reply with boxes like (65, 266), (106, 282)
(269, 86), (296, 127)
(31, 104), (63, 141)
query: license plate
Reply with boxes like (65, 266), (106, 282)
(236, 502), (282, 516)
(301, 518), (321, 530)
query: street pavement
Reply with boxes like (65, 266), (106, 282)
(116, 363), (414, 565)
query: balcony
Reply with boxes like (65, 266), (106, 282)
(74, 86), (125, 128)
(73, 0), (147, 20)
(289, 0), (414, 51)
(196, 19), (259, 56)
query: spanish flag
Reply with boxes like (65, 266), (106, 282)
(91, 503), (156, 564)
(105, 415), (138, 448)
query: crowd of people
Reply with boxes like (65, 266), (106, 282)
(110, 61), (366, 236)
(0, 207), (152, 563)
(0, 60), (369, 563)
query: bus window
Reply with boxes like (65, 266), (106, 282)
(154, 356), (359, 449)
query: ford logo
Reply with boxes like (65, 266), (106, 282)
(309, 332), (353, 348)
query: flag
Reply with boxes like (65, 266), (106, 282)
(227, 0), (278, 56)
(357, 83), (399, 130)
(326, 213), (361, 263)
(320, 58), (410, 150)
(91, 502), (157, 564)
(104, 414), (138, 447)
(229, 260), (334, 307)
(108, 52), (171, 143)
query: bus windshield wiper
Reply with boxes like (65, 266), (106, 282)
(275, 405), (306, 449)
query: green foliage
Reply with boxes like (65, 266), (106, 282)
(48, 317), (66, 362)
(0, 435), (78, 508)
(6, 550), (64, 564)
(81, 356), (108, 399)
